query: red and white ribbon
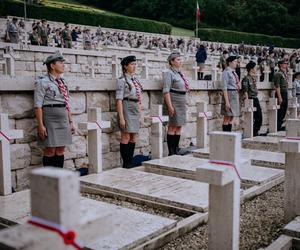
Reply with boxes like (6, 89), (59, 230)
(0, 131), (10, 141)
(209, 160), (241, 180)
(285, 137), (300, 141)
(28, 216), (83, 250)
(95, 121), (102, 130)
(151, 116), (163, 123)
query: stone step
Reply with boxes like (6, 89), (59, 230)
(242, 136), (282, 152)
(267, 131), (286, 138)
(142, 155), (284, 185)
(193, 147), (285, 169)
(0, 190), (176, 249)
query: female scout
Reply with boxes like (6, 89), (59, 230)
(221, 56), (240, 132)
(116, 55), (143, 168)
(34, 53), (75, 168)
(163, 52), (189, 155)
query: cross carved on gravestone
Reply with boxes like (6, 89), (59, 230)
(0, 113), (23, 195)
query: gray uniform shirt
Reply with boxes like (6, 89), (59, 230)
(116, 75), (142, 100)
(221, 67), (239, 90)
(162, 68), (186, 94)
(34, 74), (70, 108)
(8, 22), (18, 34)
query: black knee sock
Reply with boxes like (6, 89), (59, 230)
(167, 134), (175, 156)
(128, 142), (136, 164)
(197, 72), (201, 80)
(222, 125), (228, 131)
(43, 156), (55, 167)
(120, 143), (129, 168)
(56, 155), (64, 168)
(200, 72), (204, 80)
(228, 124), (232, 132)
(173, 134), (181, 155)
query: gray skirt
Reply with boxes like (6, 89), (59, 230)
(168, 93), (187, 126)
(221, 90), (240, 117)
(37, 107), (72, 147)
(119, 100), (140, 133)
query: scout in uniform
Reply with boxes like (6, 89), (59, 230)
(273, 60), (289, 131)
(38, 19), (48, 46)
(34, 53), (75, 168)
(219, 50), (229, 71)
(163, 52), (189, 155)
(116, 56), (143, 168)
(241, 61), (266, 136)
(61, 23), (72, 49)
(6, 17), (19, 43)
(220, 56), (240, 132)
(29, 26), (41, 46)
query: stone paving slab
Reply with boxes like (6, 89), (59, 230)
(142, 155), (284, 185)
(0, 190), (176, 250)
(192, 148), (285, 168)
(80, 168), (209, 212)
(267, 131), (286, 138)
(242, 136), (281, 152)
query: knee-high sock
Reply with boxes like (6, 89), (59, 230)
(42, 156), (55, 167)
(120, 143), (129, 168)
(167, 134), (175, 156)
(173, 134), (181, 155)
(128, 142), (136, 164)
(228, 124), (232, 132)
(55, 155), (64, 168)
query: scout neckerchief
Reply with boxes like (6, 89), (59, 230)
(131, 76), (142, 104)
(171, 68), (190, 92)
(56, 78), (70, 111)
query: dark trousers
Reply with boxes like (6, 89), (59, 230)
(275, 91), (288, 130)
(252, 98), (262, 135)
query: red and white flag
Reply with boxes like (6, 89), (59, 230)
(196, 2), (201, 21)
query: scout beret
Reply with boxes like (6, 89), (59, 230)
(121, 55), (136, 66)
(246, 61), (256, 72)
(226, 55), (237, 64)
(167, 51), (181, 62)
(43, 53), (65, 65)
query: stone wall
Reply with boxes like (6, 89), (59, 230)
(0, 43), (292, 191)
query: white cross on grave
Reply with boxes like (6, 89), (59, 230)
(85, 61), (96, 78)
(191, 61), (198, 81)
(144, 105), (168, 159)
(193, 102), (212, 149)
(268, 97), (280, 133)
(242, 99), (257, 138)
(3, 48), (20, 77)
(111, 55), (119, 81)
(0, 113), (23, 196)
(141, 57), (149, 79)
(78, 108), (111, 174)
(196, 132), (241, 250)
(279, 119), (300, 222)
(288, 97), (298, 119)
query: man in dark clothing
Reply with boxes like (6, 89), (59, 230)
(195, 45), (207, 80)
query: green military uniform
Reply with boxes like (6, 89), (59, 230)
(38, 25), (48, 46)
(61, 28), (72, 48)
(241, 74), (262, 136)
(29, 32), (40, 46)
(273, 68), (288, 130)
(220, 56), (226, 71)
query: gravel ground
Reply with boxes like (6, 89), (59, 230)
(160, 183), (285, 250)
(84, 183), (284, 250)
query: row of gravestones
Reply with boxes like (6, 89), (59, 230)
(0, 103), (299, 249)
(0, 97), (298, 196)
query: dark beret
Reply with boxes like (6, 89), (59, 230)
(121, 55), (136, 66)
(246, 61), (256, 72)
(278, 60), (288, 65)
(43, 53), (65, 65)
(226, 56), (237, 64)
(294, 72), (300, 79)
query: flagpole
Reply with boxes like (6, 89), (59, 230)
(195, 1), (198, 38)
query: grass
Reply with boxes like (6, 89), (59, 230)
(171, 27), (195, 37)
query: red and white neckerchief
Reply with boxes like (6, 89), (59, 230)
(232, 71), (240, 94)
(28, 216), (83, 250)
(56, 78), (70, 111)
(178, 71), (190, 92)
(131, 77), (142, 104)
